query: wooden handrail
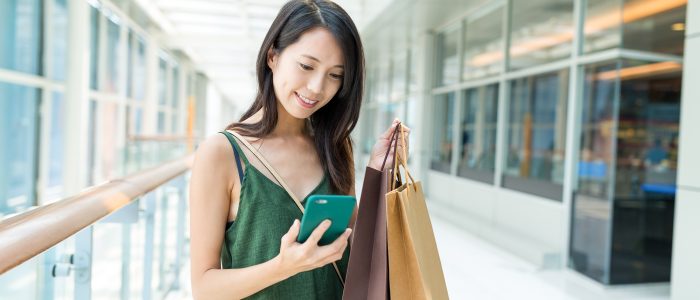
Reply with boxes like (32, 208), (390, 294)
(0, 154), (194, 274)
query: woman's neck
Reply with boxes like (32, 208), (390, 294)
(248, 103), (307, 138)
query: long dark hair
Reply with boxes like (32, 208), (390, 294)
(226, 0), (365, 194)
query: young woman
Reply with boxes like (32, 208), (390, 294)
(189, 1), (409, 299)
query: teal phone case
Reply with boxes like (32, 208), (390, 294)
(297, 195), (356, 245)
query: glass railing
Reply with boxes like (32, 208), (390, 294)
(0, 149), (193, 299)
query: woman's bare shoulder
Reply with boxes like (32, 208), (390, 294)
(196, 133), (234, 161)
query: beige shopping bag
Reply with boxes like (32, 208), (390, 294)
(386, 125), (449, 300)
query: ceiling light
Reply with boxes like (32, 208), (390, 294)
(671, 23), (685, 31)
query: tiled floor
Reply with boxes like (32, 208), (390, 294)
(167, 215), (671, 300)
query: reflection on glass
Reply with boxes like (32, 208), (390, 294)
(52, 0), (68, 81)
(462, 6), (503, 80)
(99, 102), (120, 181)
(571, 60), (681, 284)
(509, 0), (574, 70)
(172, 113), (179, 134)
(570, 62), (619, 283)
(437, 27), (460, 86)
(622, 0), (686, 55)
(611, 60), (680, 283)
(159, 58), (168, 105)
(133, 36), (146, 100)
(504, 69), (568, 199)
(458, 84), (498, 183)
(127, 31), (133, 98)
(172, 66), (180, 109)
(0, 0), (42, 74)
(104, 19), (121, 93)
(48, 92), (65, 195)
(88, 100), (97, 185)
(158, 111), (166, 134)
(584, 0), (687, 55)
(90, 6), (100, 90)
(431, 93), (455, 173)
(0, 82), (40, 214)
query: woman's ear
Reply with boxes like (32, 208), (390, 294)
(267, 48), (278, 72)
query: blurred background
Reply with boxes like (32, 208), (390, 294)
(0, 0), (699, 299)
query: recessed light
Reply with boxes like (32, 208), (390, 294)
(671, 23), (685, 31)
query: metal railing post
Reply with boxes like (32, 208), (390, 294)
(74, 227), (93, 300)
(120, 223), (132, 300)
(142, 193), (156, 300)
(173, 176), (187, 290)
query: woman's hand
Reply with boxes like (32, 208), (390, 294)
(367, 119), (411, 171)
(275, 219), (351, 277)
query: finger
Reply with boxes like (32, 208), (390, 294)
(282, 219), (300, 245)
(304, 219), (331, 246)
(318, 228), (352, 260)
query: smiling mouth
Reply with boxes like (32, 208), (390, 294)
(295, 92), (319, 108)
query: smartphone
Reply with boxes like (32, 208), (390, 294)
(297, 195), (356, 245)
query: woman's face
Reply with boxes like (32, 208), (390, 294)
(268, 27), (345, 119)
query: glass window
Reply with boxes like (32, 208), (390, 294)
(133, 36), (146, 101)
(458, 84), (499, 183)
(48, 92), (65, 192)
(51, 0), (68, 81)
(0, 0), (42, 75)
(159, 58), (168, 106)
(0, 82), (40, 215)
(87, 100), (97, 185)
(98, 102), (119, 180)
(431, 92), (456, 173)
(437, 26), (460, 86)
(157, 111), (166, 134)
(127, 30), (133, 98)
(571, 60), (682, 284)
(171, 113), (179, 134)
(504, 69), (569, 200)
(509, 0), (574, 70)
(576, 62), (618, 200)
(374, 61), (390, 102)
(127, 106), (143, 136)
(609, 60), (680, 283)
(390, 51), (407, 101)
(462, 6), (504, 80)
(621, 0), (686, 56)
(90, 6), (100, 90)
(104, 18), (121, 93)
(172, 66), (180, 109)
(570, 62), (618, 284)
(583, 0), (687, 55)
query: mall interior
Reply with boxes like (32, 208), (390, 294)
(1, 0), (699, 299)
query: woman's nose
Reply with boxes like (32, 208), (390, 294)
(306, 73), (324, 95)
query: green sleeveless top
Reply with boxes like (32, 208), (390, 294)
(219, 131), (350, 299)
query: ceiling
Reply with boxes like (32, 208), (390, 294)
(134, 0), (371, 109)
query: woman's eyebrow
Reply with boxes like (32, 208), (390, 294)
(301, 54), (344, 69)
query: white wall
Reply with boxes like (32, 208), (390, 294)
(426, 171), (563, 267)
(204, 83), (223, 135)
(671, 1), (700, 298)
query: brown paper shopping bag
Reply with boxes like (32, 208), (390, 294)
(386, 125), (449, 300)
(343, 125), (401, 300)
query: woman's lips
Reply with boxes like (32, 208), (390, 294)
(295, 92), (319, 109)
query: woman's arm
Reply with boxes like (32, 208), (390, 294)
(189, 135), (351, 299)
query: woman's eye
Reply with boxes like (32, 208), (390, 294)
(299, 63), (313, 71)
(330, 74), (344, 80)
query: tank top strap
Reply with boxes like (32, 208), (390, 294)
(219, 131), (250, 182)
